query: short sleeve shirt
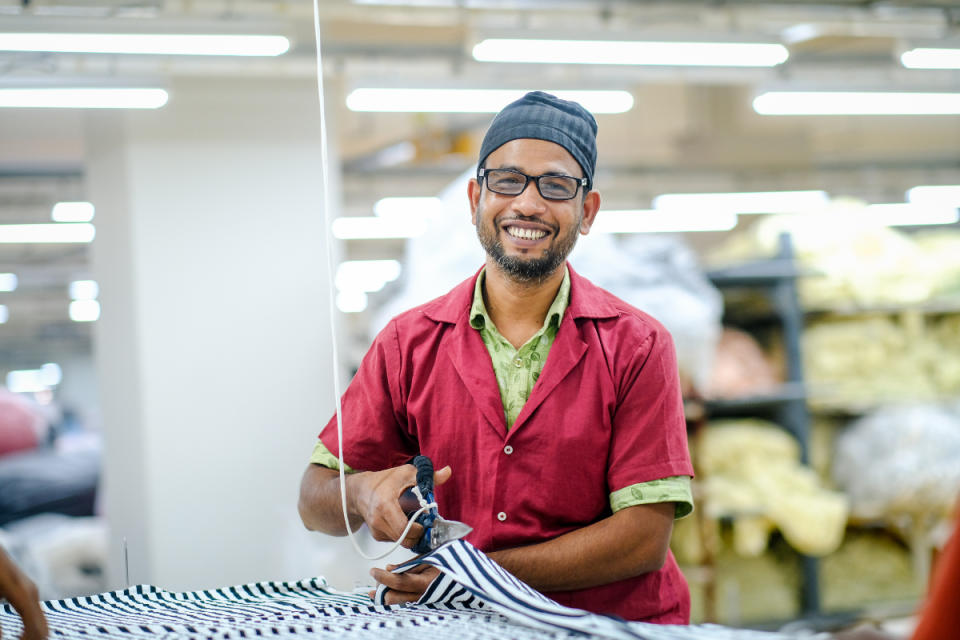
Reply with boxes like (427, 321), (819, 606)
(316, 264), (695, 623)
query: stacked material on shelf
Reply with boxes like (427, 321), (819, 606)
(929, 314), (960, 391)
(695, 420), (848, 557)
(832, 405), (960, 526)
(707, 203), (960, 309)
(705, 328), (782, 399)
(804, 313), (960, 408)
(803, 314), (942, 408)
(820, 529), (921, 611)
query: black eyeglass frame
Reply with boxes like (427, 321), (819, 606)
(477, 168), (589, 201)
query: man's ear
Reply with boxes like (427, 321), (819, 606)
(467, 178), (481, 225)
(579, 189), (601, 235)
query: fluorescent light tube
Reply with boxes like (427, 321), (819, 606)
(592, 210), (738, 233)
(0, 89), (168, 109)
(52, 201), (95, 222)
(69, 299), (100, 322)
(69, 280), (99, 300)
(332, 216), (426, 239)
(0, 305), (7, 324)
(40, 363), (62, 386)
(0, 33), (290, 56)
(754, 91), (960, 115)
(0, 273), (17, 292)
(374, 197), (443, 220)
(335, 260), (402, 293)
(901, 48), (960, 70)
(473, 39), (788, 67)
(6, 369), (49, 393)
(653, 190), (829, 214)
(907, 185), (960, 207)
(0, 223), (95, 243)
(864, 203), (959, 226)
(336, 290), (368, 313)
(346, 89), (633, 114)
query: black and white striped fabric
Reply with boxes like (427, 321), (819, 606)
(375, 539), (820, 639)
(2, 539), (817, 640)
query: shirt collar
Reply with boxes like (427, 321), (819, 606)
(422, 262), (619, 324)
(469, 266), (570, 332)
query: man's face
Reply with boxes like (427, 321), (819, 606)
(469, 138), (600, 284)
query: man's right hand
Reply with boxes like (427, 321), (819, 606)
(298, 460), (451, 550)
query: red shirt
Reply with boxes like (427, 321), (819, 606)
(320, 264), (694, 623)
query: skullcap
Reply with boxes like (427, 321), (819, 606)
(477, 91), (598, 190)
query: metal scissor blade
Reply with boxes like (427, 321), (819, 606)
(429, 517), (473, 549)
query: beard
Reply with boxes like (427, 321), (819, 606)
(475, 204), (582, 284)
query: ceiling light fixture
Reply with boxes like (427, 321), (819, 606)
(0, 33), (290, 56)
(69, 299), (100, 322)
(374, 197), (443, 220)
(864, 203), (959, 227)
(69, 280), (99, 301)
(754, 91), (960, 115)
(346, 89), (634, 114)
(592, 210), (738, 233)
(336, 290), (368, 314)
(907, 185), (960, 207)
(0, 273), (17, 292)
(0, 88), (168, 109)
(52, 201), (95, 222)
(0, 223), (95, 243)
(653, 190), (829, 214)
(335, 260), (402, 293)
(473, 39), (789, 67)
(901, 48), (960, 70)
(332, 216), (426, 239)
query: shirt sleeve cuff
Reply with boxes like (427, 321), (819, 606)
(309, 440), (355, 473)
(609, 475), (694, 519)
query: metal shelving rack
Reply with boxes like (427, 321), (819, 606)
(704, 233), (821, 617)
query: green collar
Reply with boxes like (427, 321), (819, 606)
(469, 266), (570, 333)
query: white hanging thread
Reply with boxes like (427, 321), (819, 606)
(309, 0), (431, 562)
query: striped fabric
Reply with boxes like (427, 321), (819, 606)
(1, 540), (815, 640)
(378, 539), (813, 640)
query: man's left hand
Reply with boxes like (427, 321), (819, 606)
(368, 564), (440, 605)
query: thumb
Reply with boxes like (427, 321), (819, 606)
(433, 465), (452, 486)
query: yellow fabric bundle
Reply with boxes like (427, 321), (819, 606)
(695, 420), (849, 557)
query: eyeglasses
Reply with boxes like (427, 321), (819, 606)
(478, 168), (587, 201)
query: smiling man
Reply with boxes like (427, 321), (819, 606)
(298, 91), (694, 623)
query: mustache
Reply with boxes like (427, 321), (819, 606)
(497, 214), (557, 232)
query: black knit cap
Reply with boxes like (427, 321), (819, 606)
(477, 91), (598, 190)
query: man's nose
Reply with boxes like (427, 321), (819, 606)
(511, 179), (548, 214)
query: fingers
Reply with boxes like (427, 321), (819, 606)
(433, 465), (452, 486)
(370, 565), (440, 601)
(382, 589), (422, 605)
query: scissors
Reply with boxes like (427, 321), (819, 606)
(398, 455), (473, 554)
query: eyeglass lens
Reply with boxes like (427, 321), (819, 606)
(485, 169), (580, 200)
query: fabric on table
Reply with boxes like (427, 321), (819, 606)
(1, 538), (815, 640)
(373, 539), (814, 640)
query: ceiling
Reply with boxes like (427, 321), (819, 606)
(0, 0), (959, 363)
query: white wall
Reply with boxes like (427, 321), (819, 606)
(87, 76), (345, 591)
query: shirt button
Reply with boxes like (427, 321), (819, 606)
(513, 357), (523, 368)
(503, 445), (513, 455)
(497, 512), (507, 522)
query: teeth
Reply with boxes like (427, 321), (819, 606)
(506, 226), (546, 240)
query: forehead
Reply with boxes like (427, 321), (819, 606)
(484, 138), (582, 177)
